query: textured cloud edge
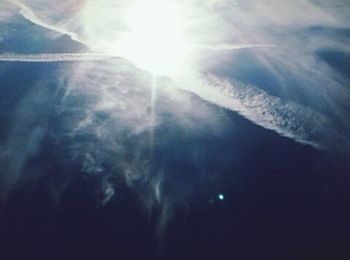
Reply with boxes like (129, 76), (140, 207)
(188, 74), (350, 155)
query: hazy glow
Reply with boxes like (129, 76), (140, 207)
(113, 0), (187, 75)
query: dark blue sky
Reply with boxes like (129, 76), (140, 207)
(0, 1), (350, 259)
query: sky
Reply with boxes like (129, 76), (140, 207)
(0, 1), (349, 259)
(1, 0), (349, 153)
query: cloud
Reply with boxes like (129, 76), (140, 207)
(4, 0), (86, 45)
(0, 0), (349, 170)
(0, 53), (111, 62)
(0, 46), (273, 63)
(1, 0), (350, 234)
(176, 0), (350, 157)
(1, 0), (349, 167)
(184, 74), (350, 155)
(0, 81), (51, 201)
(191, 44), (275, 51)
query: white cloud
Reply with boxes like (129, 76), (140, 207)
(2, 0), (349, 155)
(1, 0), (350, 204)
(0, 53), (111, 62)
(4, 0), (86, 45)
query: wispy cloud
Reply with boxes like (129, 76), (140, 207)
(5, 0), (86, 45)
(191, 44), (275, 51)
(183, 74), (350, 154)
(0, 53), (111, 62)
(1, 0), (349, 161)
(1, 0), (350, 218)
(0, 82), (50, 201)
(0, 44), (274, 63)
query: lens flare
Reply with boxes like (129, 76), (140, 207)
(112, 0), (187, 75)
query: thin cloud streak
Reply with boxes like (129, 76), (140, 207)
(5, 0), (86, 46)
(191, 44), (275, 51)
(0, 44), (274, 62)
(0, 53), (112, 62)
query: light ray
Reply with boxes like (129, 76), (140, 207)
(148, 74), (158, 156)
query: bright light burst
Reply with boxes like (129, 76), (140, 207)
(113, 0), (187, 75)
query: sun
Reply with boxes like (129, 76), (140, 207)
(112, 0), (188, 75)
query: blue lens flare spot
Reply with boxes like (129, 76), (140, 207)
(218, 193), (224, 200)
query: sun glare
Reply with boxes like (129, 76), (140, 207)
(114, 1), (187, 75)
